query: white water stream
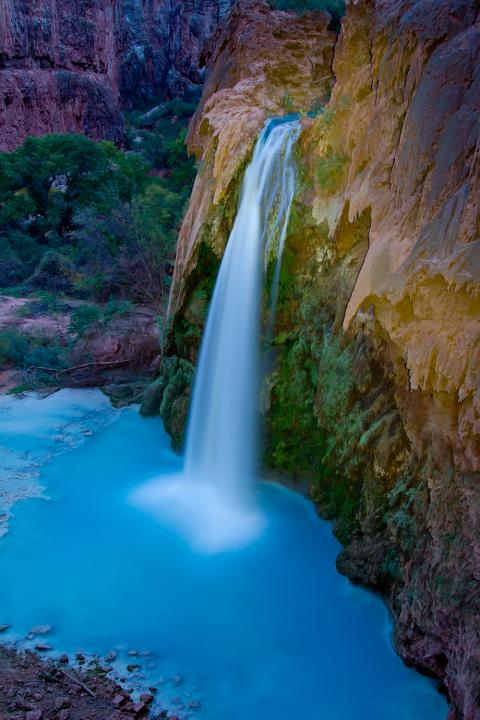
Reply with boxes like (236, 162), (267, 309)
(133, 118), (301, 551)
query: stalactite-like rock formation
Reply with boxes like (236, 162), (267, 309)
(166, 1), (480, 716)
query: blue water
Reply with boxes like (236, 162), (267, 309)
(0, 390), (447, 720)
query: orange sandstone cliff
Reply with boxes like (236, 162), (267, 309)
(164, 1), (480, 717)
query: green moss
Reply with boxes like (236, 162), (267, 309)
(261, 197), (399, 545)
(160, 357), (195, 450)
(171, 242), (221, 362)
(263, 212), (365, 542)
(316, 147), (348, 191)
(140, 376), (168, 417)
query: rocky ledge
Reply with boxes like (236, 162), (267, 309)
(0, 646), (174, 720)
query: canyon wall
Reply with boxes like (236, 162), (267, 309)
(164, 0), (480, 717)
(0, 0), (124, 150)
(118, 0), (233, 108)
(0, 0), (232, 150)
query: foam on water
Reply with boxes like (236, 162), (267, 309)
(131, 475), (264, 553)
(0, 389), (117, 536)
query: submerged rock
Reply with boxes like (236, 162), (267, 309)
(132, 701), (149, 716)
(30, 625), (52, 635)
(139, 693), (154, 704)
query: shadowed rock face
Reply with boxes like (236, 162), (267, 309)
(0, 0), (124, 150)
(118, 0), (233, 108)
(166, 0), (480, 716)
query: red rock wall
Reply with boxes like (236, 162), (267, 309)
(0, 0), (233, 150)
(0, 0), (124, 150)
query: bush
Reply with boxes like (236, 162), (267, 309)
(102, 298), (135, 324)
(29, 250), (75, 292)
(0, 106), (196, 311)
(24, 341), (66, 370)
(69, 305), (101, 335)
(0, 329), (29, 366)
(0, 134), (151, 283)
(0, 243), (28, 286)
(0, 328), (67, 376)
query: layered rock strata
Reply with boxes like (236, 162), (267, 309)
(0, 0), (124, 150)
(0, 0), (233, 150)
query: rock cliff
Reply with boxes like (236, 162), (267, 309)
(0, 0), (232, 150)
(0, 0), (124, 150)
(165, 0), (480, 716)
(118, 0), (233, 108)
(168, 0), (336, 326)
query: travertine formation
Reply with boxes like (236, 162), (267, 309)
(168, 0), (336, 320)
(166, 1), (480, 716)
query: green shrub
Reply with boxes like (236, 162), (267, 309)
(102, 298), (134, 324)
(0, 328), (66, 372)
(0, 101), (197, 312)
(69, 305), (101, 335)
(0, 134), (151, 288)
(24, 341), (66, 370)
(29, 250), (75, 292)
(0, 329), (29, 366)
(0, 242), (28, 286)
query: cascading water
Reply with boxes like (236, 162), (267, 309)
(132, 118), (301, 552)
(185, 118), (301, 502)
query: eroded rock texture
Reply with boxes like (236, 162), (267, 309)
(168, 0), (336, 323)
(0, 0), (232, 149)
(118, 0), (233, 108)
(0, 0), (124, 150)
(166, 0), (480, 716)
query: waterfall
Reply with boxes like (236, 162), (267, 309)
(132, 118), (300, 552)
(184, 118), (300, 504)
